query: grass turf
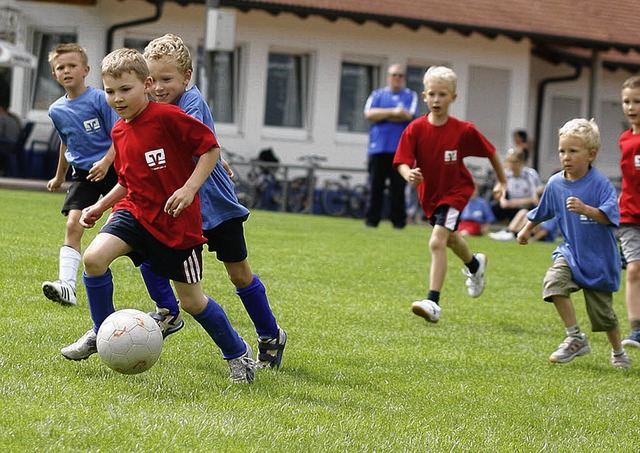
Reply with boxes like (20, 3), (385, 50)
(0, 188), (637, 452)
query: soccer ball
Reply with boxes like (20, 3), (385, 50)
(96, 309), (163, 375)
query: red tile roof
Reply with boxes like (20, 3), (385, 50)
(157, 0), (640, 69)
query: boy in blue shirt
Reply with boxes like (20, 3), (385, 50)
(42, 43), (119, 306)
(517, 118), (630, 368)
(142, 34), (286, 369)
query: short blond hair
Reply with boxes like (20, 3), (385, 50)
(101, 48), (149, 82)
(48, 43), (89, 69)
(143, 33), (192, 74)
(558, 118), (600, 151)
(423, 66), (457, 93)
(622, 76), (640, 90)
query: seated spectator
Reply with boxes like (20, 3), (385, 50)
(458, 184), (496, 236)
(491, 147), (541, 223)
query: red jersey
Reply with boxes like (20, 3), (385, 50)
(394, 116), (495, 218)
(111, 101), (218, 249)
(619, 129), (640, 225)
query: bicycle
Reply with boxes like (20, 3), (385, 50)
(286, 154), (327, 213)
(321, 174), (368, 218)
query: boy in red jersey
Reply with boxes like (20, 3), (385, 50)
(61, 48), (256, 384)
(394, 66), (507, 323)
(619, 76), (640, 349)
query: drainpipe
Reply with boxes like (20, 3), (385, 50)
(533, 64), (582, 171)
(105, 0), (165, 54)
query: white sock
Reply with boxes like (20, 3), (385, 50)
(566, 324), (581, 337)
(59, 246), (81, 290)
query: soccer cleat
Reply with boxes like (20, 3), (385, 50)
(548, 334), (591, 363)
(488, 229), (516, 242)
(148, 307), (184, 339)
(61, 329), (97, 361)
(227, 341), (256, 384)
(257, 328), (287, 369)
(411, 299), (441, 323)
(621, 330), (640, 349)
(611, 350), (632, 369)
(42, 280), (77, 306)
(462, 253), (487, 298)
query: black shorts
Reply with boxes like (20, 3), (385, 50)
(61, 166), (118, 215)
(100, 210), (204, 283)
(203, 215), (249, 263)
(429, 204), (461, 231)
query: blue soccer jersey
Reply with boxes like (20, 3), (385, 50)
(527, 168), (620, 292)
(364, 87), (418, 155)
(48, 86), (119, 171)
(177, 87), (249, 230)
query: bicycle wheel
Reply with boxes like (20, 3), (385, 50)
(321, 181), (348, 216)
(349, 184), (368, 218)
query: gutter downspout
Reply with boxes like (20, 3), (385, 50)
(533, 64), (582, 171)
(105, 0), (165, 54)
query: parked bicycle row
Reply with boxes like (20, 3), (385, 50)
(222, 148), (369, 218)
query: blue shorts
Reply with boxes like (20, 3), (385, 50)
(429, 205), (461, 232)
(100, 210), (204, 284)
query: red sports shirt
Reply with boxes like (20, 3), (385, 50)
(619, 129), (640, 225)
(111, 101), (218, 249)
(394, 116), (495, 218)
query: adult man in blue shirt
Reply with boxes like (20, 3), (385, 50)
(364, 64), (418, 229)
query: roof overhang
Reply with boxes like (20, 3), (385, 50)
(0, 40), (37, 69)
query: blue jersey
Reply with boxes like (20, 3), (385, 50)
(177, 86), (249, 230)
(527, 168), (620, 292)
(48, 86), (118, 171)
(364, 87), (418, 155)
(460, 196), (495, 223)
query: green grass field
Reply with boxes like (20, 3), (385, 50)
(1, 188), (638, 452)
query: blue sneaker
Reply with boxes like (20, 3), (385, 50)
(622, 330), (640, 349)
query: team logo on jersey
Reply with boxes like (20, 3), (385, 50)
(83, 118), (101, 132)
(145, 148), (167, 170)
(444, 150), (458, 162)
(635, 155), (640, 169)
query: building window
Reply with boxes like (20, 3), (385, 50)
(264, 52), (307, 128)
(31, 32), (76, 110)
(207, 49), (237, 124)
(123, 38), (150, 53)
(337, 62), (375, 133)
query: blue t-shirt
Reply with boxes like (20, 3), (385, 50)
(527, 168), (620, 292)
(48, 86), (118, 171)
(460, 196), (496, 223)
(364, 87), (418, 154)
(177, 86), (249, 230)
(539, 217), (560, 242)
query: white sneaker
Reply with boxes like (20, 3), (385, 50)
(42, 280), (77, 306)
(411, 299), (441, 323)
(462, 253), (487, 298)
(489, 229), (515, 242)
(61, 329), (97, 360)
(227, 340), (257, 384)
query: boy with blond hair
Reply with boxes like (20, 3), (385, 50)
(142, 33), (286, 368)
(42, 43), (119, 306)
(394, 66), (507, 323)
(61, 48), (256, 384)
(618, 76), (640, 349)
(517, 118), (630, 368)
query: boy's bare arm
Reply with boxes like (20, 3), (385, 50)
(165, 146), (220, 218)
(488, 153), (508, 199)
(47, 142), (69, 192)
(566, 196), (612, 225)
(397, 163), (423, 186)
(88, 144), (115, 182)
(517, 220), (539, 245)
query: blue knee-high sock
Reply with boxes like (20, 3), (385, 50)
(236, 274), (278, 339)
(193, 297), (246, 360)
(140, 261), (179, 315)
(83, 270), (115, 333)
